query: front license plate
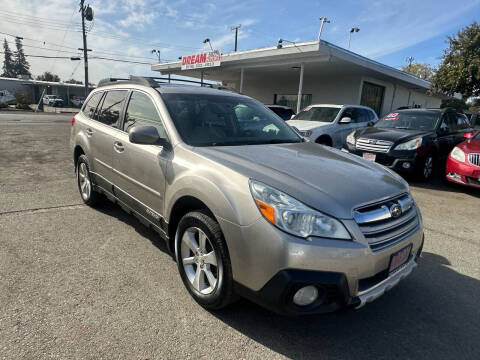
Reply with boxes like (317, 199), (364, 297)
(389, 244), (412, 274)
(363, 152), (376, 161)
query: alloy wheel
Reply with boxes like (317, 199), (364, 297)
(424, 156), (433, 179)
(78, 162), (91, 200)
(180, 227), (219, 295)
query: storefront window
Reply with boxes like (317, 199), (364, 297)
(274, 94), (312, 112)
(360, 82), (385, 115)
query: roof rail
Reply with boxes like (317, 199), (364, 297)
(96, 75), (239, 93)
(97, 76), (158, 88)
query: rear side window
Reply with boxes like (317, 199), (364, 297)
(97, 90), (128, 127)
(123, 91), (167, 138)
(456, 114), (470, 130)
(82, 92), (103, 119)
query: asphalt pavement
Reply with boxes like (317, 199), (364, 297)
(0, 112), (479, 360)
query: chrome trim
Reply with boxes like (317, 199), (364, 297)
(356, 259), (417, 308)
(356, 138), (393, 153)
(468, 153), (480, 167)
(353, 195), (414, 224)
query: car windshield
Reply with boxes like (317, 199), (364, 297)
(161, 93), (302, 147)
(375, 111), (440, 131)
(292, 107), (340, 122)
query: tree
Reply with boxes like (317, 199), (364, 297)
(401, 63), (436, 81)
(13, 37), (30, 77)
(36, 71), (61, 82)
(432, 22), (480, 99)
(440, 98), (468, 111)
(2, 38), (15, 78)
(65, 78), (83, 84)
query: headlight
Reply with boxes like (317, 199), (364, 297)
(301, 130), (313, 137)
(249, 180), (351, 240)
(346, 131), (356, 145)
(450, 147), (465, 162)
(394, 137), (422, 150)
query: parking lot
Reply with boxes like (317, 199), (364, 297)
(0, 112), (479, 359)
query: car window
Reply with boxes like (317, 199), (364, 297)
(367, 110), (376, 121)
(82, 92), (103, 119)
(293, 107), (340, 122)
(341, 108), (363, 123)
(161, 93), (302, 147)
(268, 107), (295, 120)
(456, 114), (470, 130)
(123, 91), (167, 138)
(356, 108), (370, 123)
(445, 113), (458, 132)
(97, 90), (128, 127)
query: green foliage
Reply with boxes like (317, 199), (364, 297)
(1, 38), (15, 78)
(36, 71), (61, 82)
(441, 98), (468, 111)
(13, 38), (30, 78)
(65, 78), (83, 84)
(401, 63), (436, 81)
(432, 22), (480, 99)
(13, 91), (31, 110)
(0, 102), (8, 108)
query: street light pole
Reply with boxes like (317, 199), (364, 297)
(151, 49), (161, 62)
(231, 24), (241, 51)
(348, 27), (360, 50)
(318, 17), (330, 41)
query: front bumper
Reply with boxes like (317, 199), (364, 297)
(217, 210), (424, 315)
(446, 157), (480, 188)
(346, 145), (419, 173)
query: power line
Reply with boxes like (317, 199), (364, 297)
(1, 18), (83, 32)
(0, 9), (82, 26)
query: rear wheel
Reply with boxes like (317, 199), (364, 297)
(175, 210), (235, 310)
(315, 136), (332, 146)
(76, 154), (102, 206)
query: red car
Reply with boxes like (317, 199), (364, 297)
(446, 131), (480, 188)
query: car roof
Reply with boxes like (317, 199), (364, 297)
(265, 105), (293, 109)
(307, 104), (374, 110)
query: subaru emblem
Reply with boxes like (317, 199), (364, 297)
(390, 204), (402, 218)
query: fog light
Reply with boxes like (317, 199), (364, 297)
(293, 285), (319, 306)
(402, 162), (411, 169)
(448, 172), (461, 180)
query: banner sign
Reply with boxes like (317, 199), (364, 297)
(181, 50), (222, 70)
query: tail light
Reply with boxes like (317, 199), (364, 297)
(71, 116), (75, 126)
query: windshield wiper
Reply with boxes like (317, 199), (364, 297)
(394, 126), (411, 129)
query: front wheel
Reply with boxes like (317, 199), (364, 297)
(417, 154), (435, 181)
(175, 211), (236, 310)
(76, 154), (102, 206)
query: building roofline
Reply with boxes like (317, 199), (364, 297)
(151, 39), (431, 90)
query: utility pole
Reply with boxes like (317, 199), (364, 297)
(231, 24), (241, 51)
(79, 0), (93, 97)
(318, 17), (330, 41)
(406, 56), (414, 71)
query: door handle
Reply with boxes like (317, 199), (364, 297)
(85, 128), (93, 137)
(114, 141), (124, 152)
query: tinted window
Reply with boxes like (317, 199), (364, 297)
(162, 93), (301, 147)
(293, 107), (340, 122)
(376, 111), (440, 131)
(123, 91), (166, 138)
(456, 114), (470, 130)
(82, 92), (103, 119)
(97, 90), (128, 127)
(268, 107), (295, 120)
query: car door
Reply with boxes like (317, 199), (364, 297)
(334, 107), (364, 147)
(85, 90), (128, 190)
(111, 90), (169, 227)
(436, 113), (457, 159)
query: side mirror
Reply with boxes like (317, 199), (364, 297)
(339, 117), (352, 124)
(464, 132), (474, 139)
(290, 114), (296, 120)
(129, 125), (171, 149)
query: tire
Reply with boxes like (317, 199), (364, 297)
(175, 210), (235, 310)
(416, 154), (435, 181)
(76, 154), (102, 206)
(315, 136), (332, 146)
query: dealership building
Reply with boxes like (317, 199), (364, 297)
(152, 40), (444, 116)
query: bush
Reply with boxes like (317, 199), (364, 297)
(13, 91), (31, 110)
(0, 102), (8, 108)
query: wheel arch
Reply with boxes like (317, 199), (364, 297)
(315, 134), (333, 146)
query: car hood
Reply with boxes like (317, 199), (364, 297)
(458, 138), (480, 153)
(355, 127), (431, 144)
(286, 120), (332, 130)
(195, 142), (408, 219)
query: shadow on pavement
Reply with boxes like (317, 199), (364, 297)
(405, 171), (480, 199)
(211, 253), (480, 359)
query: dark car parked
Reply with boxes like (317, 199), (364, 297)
(346, 108), (475, 180)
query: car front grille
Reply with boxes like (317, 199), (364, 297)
(354, 194), (420, 252)
(468, 153), (480, 167)
(355, 138), (393, 153)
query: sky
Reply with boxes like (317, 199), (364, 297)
(0, 0), (479, 83)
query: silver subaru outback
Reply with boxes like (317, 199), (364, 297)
(70, 76), (424, 315)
